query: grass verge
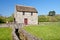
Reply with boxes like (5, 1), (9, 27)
(24, 22), (60, 40)
(0, 27), (12, 40)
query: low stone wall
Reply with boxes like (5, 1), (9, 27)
(0, 24), (10, 27)
(19, 29), (41, 40)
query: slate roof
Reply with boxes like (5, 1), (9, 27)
(16, 5), (38, 13)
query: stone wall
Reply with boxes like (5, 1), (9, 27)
(14, 12), (38, 25)
(19, 29), (41, 40)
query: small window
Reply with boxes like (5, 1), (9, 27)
(23, 12), (25, 15)
(31, 12), (33, 16)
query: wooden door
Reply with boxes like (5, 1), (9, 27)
(24, 18), (28, 25)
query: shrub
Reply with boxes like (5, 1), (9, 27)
(38, 15), (49, 22)
(38, 15), (60, 22)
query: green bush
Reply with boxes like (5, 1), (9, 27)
(0, 16), (6, 23)
(0, 15), (14, 24)
(38, 15), (49, 22)
(38, 15), (60, 22)
(6, 16), (14, 22)
(55, 15), (60, 22)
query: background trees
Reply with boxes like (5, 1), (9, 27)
(0, 14), (14, 24)
(38, 15), (49, 22)
(48, 11), (56, 16)
(38, 15), (60, 22)
(6, 16), (14, 22)
(0, 16), (6, 23)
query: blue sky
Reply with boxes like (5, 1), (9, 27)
(0, 0), (60, 16)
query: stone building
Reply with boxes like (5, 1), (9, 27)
(14, 5), (38, 25)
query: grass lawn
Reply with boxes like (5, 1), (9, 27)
(24, 22), (60, 40)
(0, 27), (12, 40)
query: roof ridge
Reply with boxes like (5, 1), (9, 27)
(16, 5), (34, 8)
(16, 5), (38, 13)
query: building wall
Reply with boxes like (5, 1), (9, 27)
(14, 12), (38, 25)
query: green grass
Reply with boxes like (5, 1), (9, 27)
(24, 22), (60, 40)
(0, 27), (12, 40)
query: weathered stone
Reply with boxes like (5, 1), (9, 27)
(19, 29), (41, 40)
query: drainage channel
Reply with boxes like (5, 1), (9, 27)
(12, 23), (24, 40)
(15, 29), (21, 40)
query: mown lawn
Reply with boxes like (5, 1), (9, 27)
(24, 22), (60, 40)
(0, 27), (12, 40)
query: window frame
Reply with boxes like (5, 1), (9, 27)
(23, 12), (25, 15)
(31, 12), (33, 16)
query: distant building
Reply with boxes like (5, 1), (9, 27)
(14, 5), (38, 25)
